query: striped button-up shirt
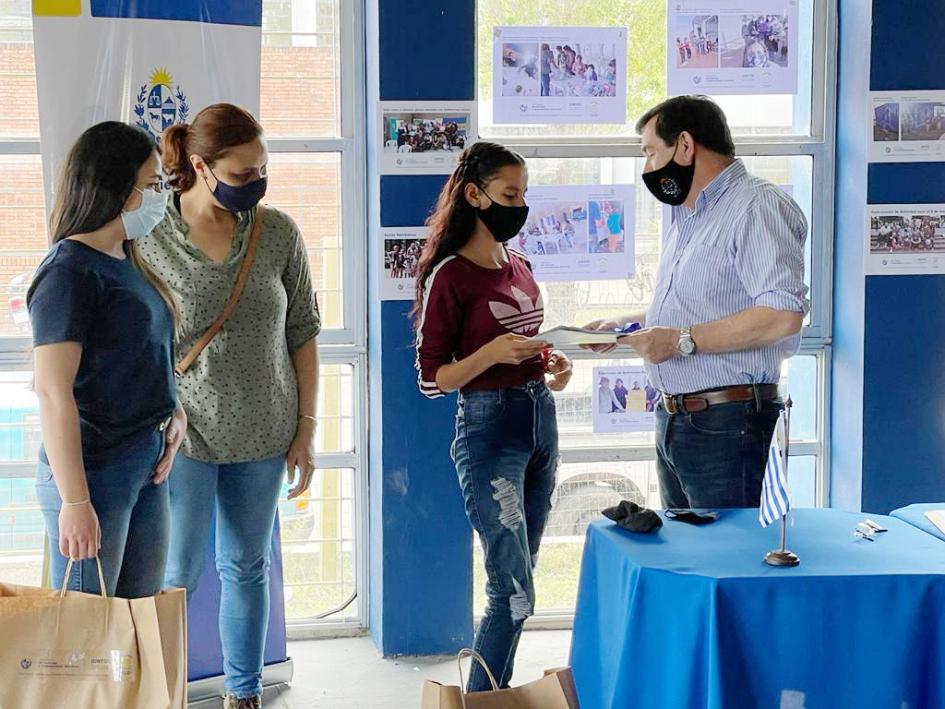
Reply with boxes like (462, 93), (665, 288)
(645, 159), (809, 395)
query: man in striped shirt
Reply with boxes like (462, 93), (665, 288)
(586, 95), (808, 509)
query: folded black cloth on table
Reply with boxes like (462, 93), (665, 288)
(602, 500), (663, 534)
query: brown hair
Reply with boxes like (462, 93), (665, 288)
(412, 142), (526, 324)
(161, 103), (264, 192)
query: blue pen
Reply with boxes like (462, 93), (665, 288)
(616, 322), (642, 334)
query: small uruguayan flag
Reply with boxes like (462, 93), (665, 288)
(759, 411), (791, 528)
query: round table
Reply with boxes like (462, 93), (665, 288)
(570, 508), (945, 709)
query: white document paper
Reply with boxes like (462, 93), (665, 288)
(537, 326), (622, 348)
(592, 366), (657, 433)
(925, 510), (945, 536)
(666, 2), (799, 96)
(380, 226), (428, 300)
(492, 26), (627, 124)
(865, 204), (945, 276)
(513, 184), (635, 282)
(377, 101), (476, 174)
(869, 91), (945, 163)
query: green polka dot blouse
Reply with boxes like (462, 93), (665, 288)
(138, 201), (321, 464)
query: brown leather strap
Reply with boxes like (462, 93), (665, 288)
(662, 383), (779, 414)
(174, 207), (266, 378)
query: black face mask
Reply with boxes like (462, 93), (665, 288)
(478, 191), (529, 243)
(641, 142), (695, 206)
(206, 164), (267, 213)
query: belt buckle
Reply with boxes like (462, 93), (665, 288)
(661, 393), (677, 414)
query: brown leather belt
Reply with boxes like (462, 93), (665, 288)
(661, 384), (780, 414)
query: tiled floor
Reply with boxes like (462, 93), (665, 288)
(189, 629), (573, 708)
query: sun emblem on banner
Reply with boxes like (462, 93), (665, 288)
(134, 67), (189, 140)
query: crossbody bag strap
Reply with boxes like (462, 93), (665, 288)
(174, 206), (266, 378)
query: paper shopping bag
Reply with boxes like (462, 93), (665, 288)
(420, 649), (580, 708)
(0, 558), (185, 709)
(153, 586), (188, 709)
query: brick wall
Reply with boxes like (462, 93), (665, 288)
(0, 43), (345, 335)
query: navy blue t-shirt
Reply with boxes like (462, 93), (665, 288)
(27, 240), (177, 467)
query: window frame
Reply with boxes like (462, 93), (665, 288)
(472, 0), (838, 624)
(261, 0), (369, 633)
(0, 1), (370, 633)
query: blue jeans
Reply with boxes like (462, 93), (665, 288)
(452, 381), (559, 692)
(36, 425), (169, 598)
(165, 454), (285, 699)
(655, 398), (783, 509)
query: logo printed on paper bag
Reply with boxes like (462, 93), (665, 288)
(134, 67), (189, 139)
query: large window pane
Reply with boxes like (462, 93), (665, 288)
(0, 370), (42, 586)
(527, 155), (814, 331)
(265, 152), (344, 330)
(0, 1), (39, 139)
(315, 363), (356, 455)
(554, 356), (655, 449)
(0, 154), (47, 337)
(474, 460), (660, 616)
(280, 467), (357, 622)
(477, 0), (815, 138)
(261, 0), (340, 137)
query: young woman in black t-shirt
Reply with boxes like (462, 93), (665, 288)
(28, 122), (186, 597)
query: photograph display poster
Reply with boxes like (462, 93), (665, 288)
(869, 91), (945, 163)
(865, 204), (945, 276)
(380, 226), (428, 300)
(592, 365), (657, 433)
(378, 101), (476, 174)
(493, 26), (627, 124)
(512, 184), (635, 283)
(667, 1), (799, 96)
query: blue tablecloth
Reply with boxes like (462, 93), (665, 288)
(570, 508), (945, 709)
(890, 503), (945, 541)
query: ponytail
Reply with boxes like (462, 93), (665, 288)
(161, 123), (195, 191)
(159, 103), (263, 193)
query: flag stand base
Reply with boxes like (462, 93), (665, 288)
(764, 549), (800, 567)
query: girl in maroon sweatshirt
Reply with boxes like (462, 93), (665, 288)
(414, 142), (572, 692)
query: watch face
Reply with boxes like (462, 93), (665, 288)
(679, 338), (695, 355)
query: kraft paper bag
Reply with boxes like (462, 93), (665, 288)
(421, 649), (580, 709)
(0, 558), (186, 709)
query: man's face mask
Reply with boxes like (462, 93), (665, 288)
(641, 140), (696, 206)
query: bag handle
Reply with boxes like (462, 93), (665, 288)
(60, 556), (107, 599)
(174, 206), (266, 377)
(56, 556), (109, 634)
(456, 648), (499, 708)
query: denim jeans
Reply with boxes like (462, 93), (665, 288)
(36, 425), (169, 598)
(655, 397), (783, 509)
(164, 453), (285, 699)
(452, 380), (559, 692)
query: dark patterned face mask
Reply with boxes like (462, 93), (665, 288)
(641, 141), (695, 206)
(664, 508), (719, 525)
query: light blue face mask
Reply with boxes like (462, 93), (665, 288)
(120, 186), (169, 241)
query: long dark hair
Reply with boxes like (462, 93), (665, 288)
(49, 121), (177, 321)
(50, 121), (155, 242)
(412, 142), (526, 322)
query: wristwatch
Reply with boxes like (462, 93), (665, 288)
(677, 327), (697, 357)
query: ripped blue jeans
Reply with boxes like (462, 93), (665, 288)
(452, 380), (559, 692)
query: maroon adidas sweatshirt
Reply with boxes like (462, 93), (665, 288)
(415, 250), (545, 398)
